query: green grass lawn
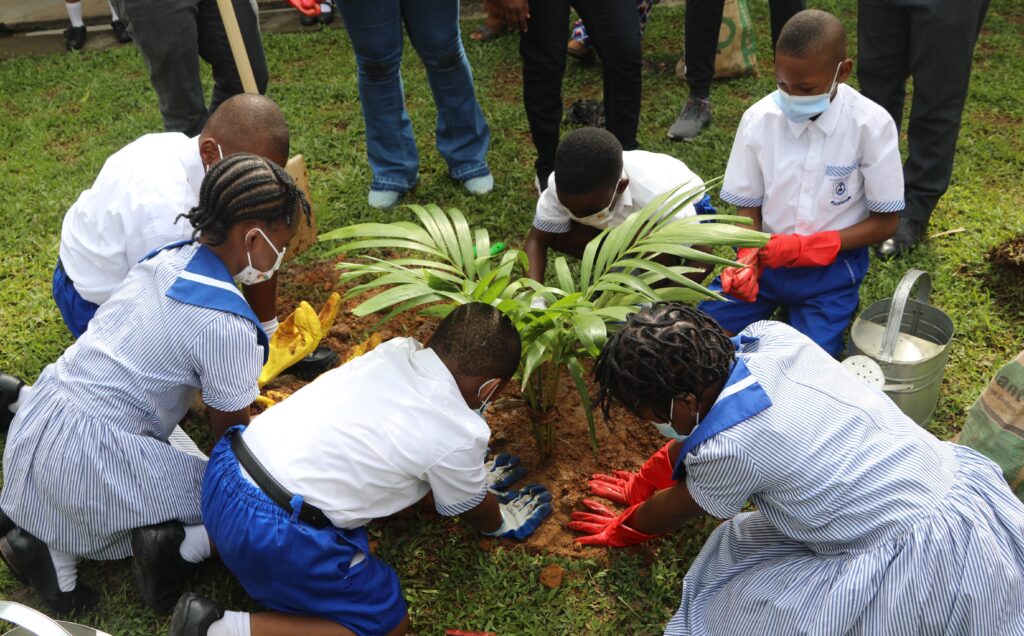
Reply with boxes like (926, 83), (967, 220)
(1, 1), (1023, 633)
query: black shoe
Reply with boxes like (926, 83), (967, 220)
(130, 521), (197, 614)
(64, 25), (87, 51)
(111, 20), (132, 43)
(300, 12), (317, 26)
(319, 0), (336, 24)
(0, 528), (98, 615)
(0, 373), (24, 434)
(286, 346), (339, 381)
(169, 593), (225, 636)
(875, 217), (927, 260)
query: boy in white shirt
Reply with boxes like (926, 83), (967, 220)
(169, 303), (552, 636)
(698, 9), (903, 356)
(524, 127), (713, 285)
(54, 94), (289, 340)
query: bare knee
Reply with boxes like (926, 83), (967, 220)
(386, 613), (411, 636)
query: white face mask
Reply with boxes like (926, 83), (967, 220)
(577, 181), (623, 228)
(233, 227), (286, 286)
(474, 379), (501, 418)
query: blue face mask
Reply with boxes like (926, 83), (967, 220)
(772, 62), (843, 122)
(651, 400), (698, 443)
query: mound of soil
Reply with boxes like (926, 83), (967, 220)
(265, 258), (668, 558)
(988, 235), (1024, 270)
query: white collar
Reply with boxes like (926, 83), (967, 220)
(186, 136), (206, 201)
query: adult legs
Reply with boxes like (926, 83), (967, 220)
(573, 0), (643, 152)
(767, 0), (805, 51)
(113, 0), (207, 135)
(901, 0), (991, 225)
(402, 0), (491, 182)
(521, 0), (573, 185)
(336, 0), (420, 194)
(196, 0), (269, 116)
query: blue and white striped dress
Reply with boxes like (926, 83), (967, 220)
(0, 242), (262, 560)
(665, 321), (1024, 635)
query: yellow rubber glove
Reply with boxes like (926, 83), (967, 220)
(317, 292), (343, 334)
(257, 301), (323, 387)
(254, 389), (292, 409)
(345, 332), (383, 363)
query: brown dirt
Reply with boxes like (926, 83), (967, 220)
(266, 258), (668, 559)
(539, 564), (566, 589)
(988, 235), (1024, 271)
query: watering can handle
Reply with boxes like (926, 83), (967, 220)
(879, 269), (931, 363)
(0, 602), (74, 636)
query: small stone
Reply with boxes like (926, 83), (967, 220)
(539, 564), (565, 589)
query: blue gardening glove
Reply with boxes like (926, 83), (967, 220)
(484, 484), (553, 540)
(485, 452), (527, 492)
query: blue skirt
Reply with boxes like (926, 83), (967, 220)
(666, 443), (1024, 635)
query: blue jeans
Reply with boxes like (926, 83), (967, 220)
(337, 0), (491, 193)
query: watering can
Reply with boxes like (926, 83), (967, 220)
(0, 601), (111, 636)
(848, 269), (954, 426)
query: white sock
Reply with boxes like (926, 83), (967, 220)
(208, 611), (251, 636)
(48, 547), (79, 593)
(178, 524), (212, 564)
(9, 385), (30, 413)
(65, 2), (85, 27)
(107, 0), (120, 21)
(319, 2), (332, 12)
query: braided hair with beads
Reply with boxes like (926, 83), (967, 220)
(594, 303), (735, 420)
(179, 152), (310, 246)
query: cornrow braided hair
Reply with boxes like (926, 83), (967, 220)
(594, 303), (735, 421)
(179, 152), (311, 246)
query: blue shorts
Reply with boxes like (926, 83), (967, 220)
(202, 428), (408, 635)
(52, 259), (98, 339)
(698, 248), (870, 357)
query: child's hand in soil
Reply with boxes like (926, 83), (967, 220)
(588, 441), (677, 506)
(485, 452), (527, 492)
(486, 484), (553, 540)
(568, 500), (658, 547)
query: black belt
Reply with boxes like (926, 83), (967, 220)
(230, 431), (331, 529)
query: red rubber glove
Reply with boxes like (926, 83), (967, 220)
(588, 442), (676, 506)
(759, 231), (842, 269)
(286, 0), (320, 17)
(720, 247), (761, 303)
(568, 500), (659, 547)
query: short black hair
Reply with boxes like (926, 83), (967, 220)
(554, 127), (623, 196)
(203, 94), (290, 163)
(776, 9), (847, 65)
(430, 303), (521, 379)
(594, 303), (734, 420)
(180, 153), (310, 246)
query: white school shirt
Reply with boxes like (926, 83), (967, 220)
(240, 337), (491, 530)
(719, 84), (904, 235)
(59, 133), (204, 305)
(532, 150), (703, 234)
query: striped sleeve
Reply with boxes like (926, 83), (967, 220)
(532, 185), (572, 234)
(685, 433), (765, 519)
(191, 313), (262, 412)
(427, 438), (490, 516)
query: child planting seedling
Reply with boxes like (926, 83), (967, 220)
(571, 303), (1024, 634)
(0, 154), (310, 616)
(172, 303), (552, 636)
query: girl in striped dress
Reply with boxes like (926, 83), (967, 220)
(0, 154), (309, 617)
(571, 303), (1024, 634)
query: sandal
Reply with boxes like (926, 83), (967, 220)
(471, 23), (504, 42)
(567, 39), (596, 63)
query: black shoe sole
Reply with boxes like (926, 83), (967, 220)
(0, 531), (99, 615)
(131, 523), (196, 614)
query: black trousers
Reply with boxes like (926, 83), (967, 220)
(521, 0), (642, 183)
(112, 0), (269, 136)
(684, 0), (804, 99)
(857, 0), (991, 223)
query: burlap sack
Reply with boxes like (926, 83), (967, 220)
(676, 0), (758, 81)
(958, 349), (1024, 501)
